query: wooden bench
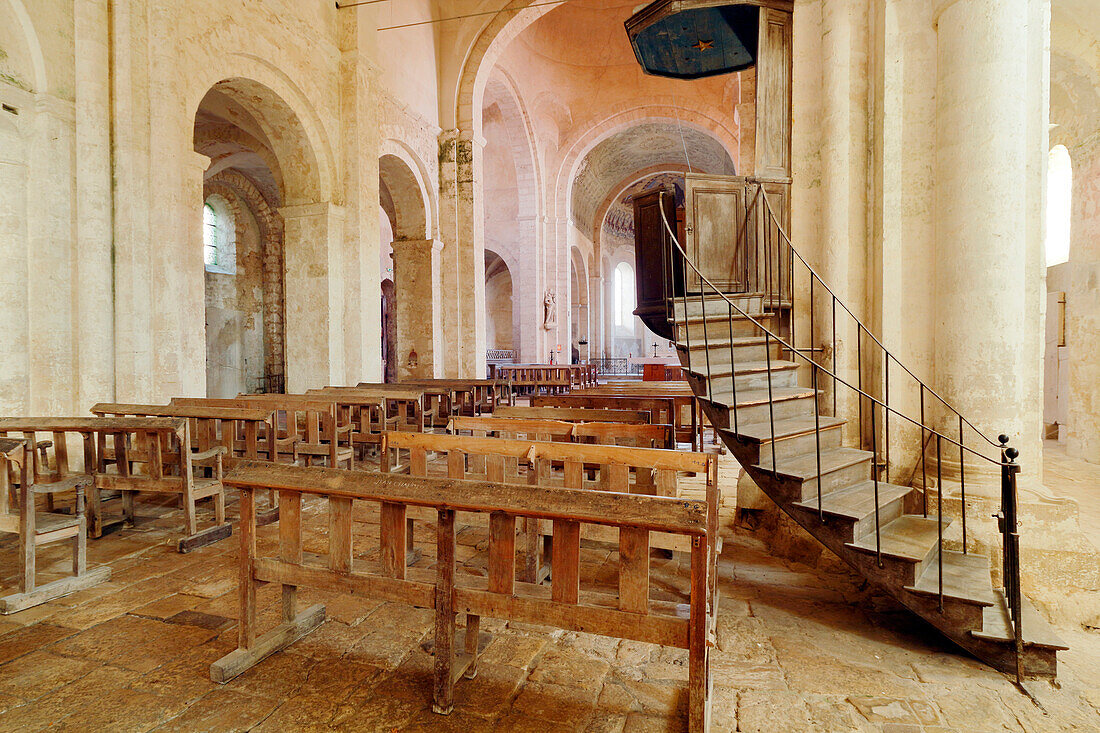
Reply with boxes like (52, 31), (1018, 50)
(360, 379), (513, 417)
(380, 431), (718, 581)
(493, 406), (652, 424)
(210, 461), (716, 731)
(90, 403), (277, 466)
(0, 438), (110, 612)
(173, 397), (353, 470)
(308, 387), (433, 435)
(450, 416), (674, 449)
(534, 393), (701, 450)
(0, 417), (231, 552)
(494, 364), (577, 396)
(571, 383), (704, 448)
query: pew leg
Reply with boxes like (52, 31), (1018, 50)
(433, 509), (456, 715)
(183, 493), (198, 537)
(214, 490), (226, 526)
(122, 490), (135, 527)
(73, 515), (87, 576)
(88, 486), (103, 538)
(464, 614), (481, 679)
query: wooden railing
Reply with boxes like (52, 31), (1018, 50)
(211, 461), (717, 731)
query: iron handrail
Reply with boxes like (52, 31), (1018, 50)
(757, 189), (1003, 450)
(656, 192), (1004, 468)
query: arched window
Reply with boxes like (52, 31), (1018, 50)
(613, 262), (635, 328)
(203, 195), (236, 274)
(1045, 145), (1072, 267)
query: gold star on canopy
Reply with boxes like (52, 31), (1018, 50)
(692, 39), (714, 52)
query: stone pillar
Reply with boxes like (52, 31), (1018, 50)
(0, 101), (30, 415)
(281, 202), (346, 392)
(339, 12), (382, 385)
(933, 0), (1045, 475)
(392, 239), (444, 380)
(1065, 142), (1100, 463)
(75, 0), (116, 408)
(438, 130), (486, 378)
(589, 274), (604, 360)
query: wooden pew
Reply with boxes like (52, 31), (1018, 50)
(210, 461), (716, 731)
(361, 379), (514, 416)
(380, 431), (718, 583)
(570, 382), (702, 448)
(308, 387), (432, 435)
(90, 403), (277, 466)
(534, 392), (700, 450)
(173, 397), (352, 470)
(493, 406), (652, 424)
(0, 438), (110, 612)
(0, 417), (231, 552)
(450, 416), (674, 449)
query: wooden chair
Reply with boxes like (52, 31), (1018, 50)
(0, 438), (110, 612)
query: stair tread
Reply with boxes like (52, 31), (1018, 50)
(678, 311), (771, 324)
(791, 480), (912, 520)
(847, 515), (948, 562)
(710, 386), (818, 409)
(756, 446), (871, 480)
(686, 359), (799, 377)
(677, 336), (767, 350)
(971, 592), (1068, 650)
(733, 415), (847, 444)
(905, 550), (996, 606)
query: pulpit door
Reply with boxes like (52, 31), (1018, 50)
(684, 173), (748, 293)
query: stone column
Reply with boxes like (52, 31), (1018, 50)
(0, 99), (30, 415)
(589, 274), (604, 360)
(75, 0), (115, 408)
(281, 202), (346, 392)
(933, 0), (1045, 475)
(391, 239), (444, 379)
(438, 130), (486, 378)
(339, 13), (382, 385)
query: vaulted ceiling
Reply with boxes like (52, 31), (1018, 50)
(570, 121), (735, 235)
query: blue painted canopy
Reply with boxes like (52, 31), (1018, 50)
(626, 2), (759, 80)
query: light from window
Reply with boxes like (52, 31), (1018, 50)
(203, 196), (235, 274)
(1045, 145), (1072, 267)
(613, 262), (635, 328)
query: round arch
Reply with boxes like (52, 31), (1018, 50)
(2, 0), (47, 94)
(453, 0), (557, 132)
(186, 56), (335, 205)
(379, 142), (433, 242)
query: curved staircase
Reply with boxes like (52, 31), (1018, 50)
(657, 187), (1066, 680)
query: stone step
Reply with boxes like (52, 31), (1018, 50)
(686, 360), (800, 393)
(791, 479), (913, 541)
(708, 386), (819, 426)
(757, 446), (873, 502)
(905, 550), (996, 607)
(846, 515), (947, 572)
(971, 592), (1069, 651)
(731, 414), (847, 464)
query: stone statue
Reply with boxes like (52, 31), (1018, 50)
(543, 290), (557, 329)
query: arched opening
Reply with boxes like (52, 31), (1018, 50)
(485, 249), (516, 368)
(379, 148), (436, 379)
(613, 262), (635, 330)
(194, 83), (289, 397)
(380, 204), (396, 382)
(1046, 144), (1073, 267)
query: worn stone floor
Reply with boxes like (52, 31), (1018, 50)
(0, 455), (1095, 732)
